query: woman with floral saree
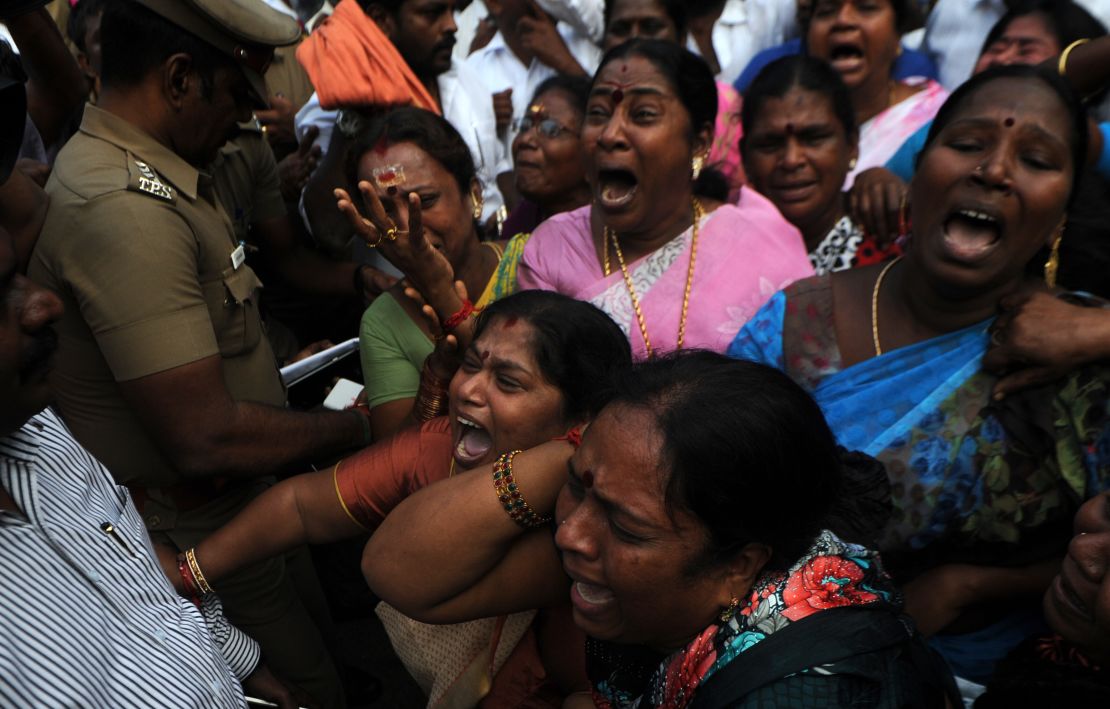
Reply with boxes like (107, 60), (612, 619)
(728, 66), (1110, 685)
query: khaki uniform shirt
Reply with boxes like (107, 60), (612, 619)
(265, 41), (315, 114)
(29, 104), (286, 495)
(211, 128), (287, 244)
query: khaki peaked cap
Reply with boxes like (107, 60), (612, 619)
(131, 0), (301, 105)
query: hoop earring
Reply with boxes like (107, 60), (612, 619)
(719, 596), (740, 623)
(691, 155), (705, 181)
(1045, 223), (1064, 287)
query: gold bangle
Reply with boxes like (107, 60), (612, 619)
(185, 547), (213, 594)
(1058, 38), (1090, 78)
(493, 450), (552, 529)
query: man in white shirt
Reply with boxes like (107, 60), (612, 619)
(464, 0), (601, 149)
(0, 76), (297, 709)
(686, 0), (798, 85)
(297, 0), (509, 252)
(923, 0), (1110, 90)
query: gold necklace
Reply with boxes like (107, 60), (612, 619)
(602, 199), (703, 358)
(870, 256), (902, 356)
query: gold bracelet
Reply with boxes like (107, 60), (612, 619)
(1058, 38), (1090, 78)
(185, 547), (213, 594)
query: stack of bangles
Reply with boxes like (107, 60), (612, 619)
(414, 358), (450, 421)
(177, 547), (212, 602)
(493, 450), (552, 528)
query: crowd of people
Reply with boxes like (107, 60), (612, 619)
(3, 0), (1110, 707)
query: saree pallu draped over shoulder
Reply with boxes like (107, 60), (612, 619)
(517, 191), (814, 359)
(729, 277), (1110, 577)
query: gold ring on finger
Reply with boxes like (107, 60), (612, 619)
(385, 227), (399, 241)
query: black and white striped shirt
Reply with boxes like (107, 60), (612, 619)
(0, 408), (258, 707)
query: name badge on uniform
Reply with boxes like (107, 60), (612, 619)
(230, 243), (246, 270)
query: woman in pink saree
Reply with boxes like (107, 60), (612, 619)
(516, 40), (811, 359)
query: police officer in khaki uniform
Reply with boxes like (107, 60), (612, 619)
(30, 1), (372, 705)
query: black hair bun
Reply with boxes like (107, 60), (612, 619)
(822, 447), (892, 548)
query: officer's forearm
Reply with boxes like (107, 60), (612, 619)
(179, 402), (366, 479)
(119, 356), (368, 479)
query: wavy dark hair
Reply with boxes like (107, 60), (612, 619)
(592, 39), (727, 201)
(473, 291), (632, 422)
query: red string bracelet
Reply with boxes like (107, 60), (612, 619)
(443, 299), (481, 331)
(555, 426), (583, 448)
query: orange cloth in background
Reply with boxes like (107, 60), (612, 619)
(295, 0), (439, 114)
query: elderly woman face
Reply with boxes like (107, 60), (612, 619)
(583, 54), (707, 238)
(512, 88), (588, 208)
(807, 0), (900, 91)
(554, 404), (736, 650)
(1044, 492), (1110, 661)
(909, 77), (1074, 292)
(742, 87), (857, 240)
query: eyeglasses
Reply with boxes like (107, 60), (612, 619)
(512, 115), (574, 139)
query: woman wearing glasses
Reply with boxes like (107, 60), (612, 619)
(503, 76), (593, 238)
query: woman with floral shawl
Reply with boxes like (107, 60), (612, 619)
(364, 353), (955, 708)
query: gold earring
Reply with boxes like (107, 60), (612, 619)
(1045, 222), (1064, 287)
(719, 596), (740, 623)
(691, 155), (705, 181)
(472, 197), (483, 221)
(848, 157), (858, 170)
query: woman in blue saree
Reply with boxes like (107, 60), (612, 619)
(729, 65), (1110, 685)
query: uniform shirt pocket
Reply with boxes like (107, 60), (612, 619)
(203, 266), (264, 357)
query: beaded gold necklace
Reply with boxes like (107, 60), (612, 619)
(602, 199), (703, 358)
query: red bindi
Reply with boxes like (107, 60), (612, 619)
(785, 122), (795, 135)
(620, 63), (628, 73)
(612, 88), (624, 104)
(581, 470), (594, 488)
(481, 350), (490, 360)
(1004, 117), (1015, 127)
(373, 136), (389, 155)
(504, 315), (518, 327)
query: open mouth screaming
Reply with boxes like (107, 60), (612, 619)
(942, 208), (1002, 262)
(596, 168), (639, 210)
(454, 415), (493, 468)
(829, 41), (865, 74)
